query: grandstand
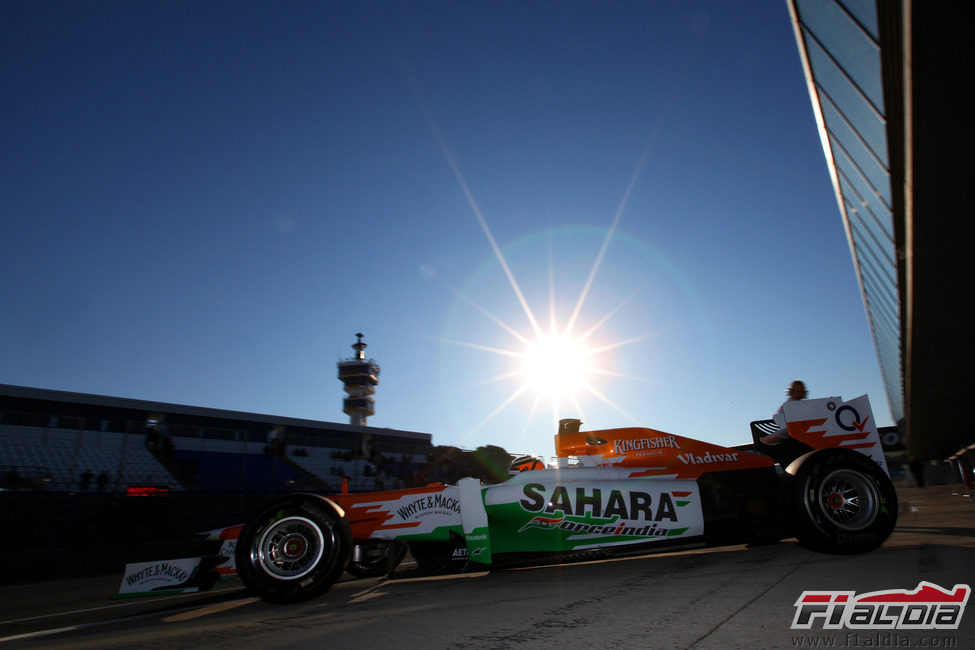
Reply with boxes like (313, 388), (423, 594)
(0, 425), (178, 492)
(0, 384), (433, 494)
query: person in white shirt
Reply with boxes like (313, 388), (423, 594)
(760, 380), (807, 445)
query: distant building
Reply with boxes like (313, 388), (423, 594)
(0, 384), (432, 494)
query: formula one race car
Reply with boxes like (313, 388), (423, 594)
(225, 394), (897, 603)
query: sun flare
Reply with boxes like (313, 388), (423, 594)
(423, 98), (655, 436)
(520, 333), (594, 398)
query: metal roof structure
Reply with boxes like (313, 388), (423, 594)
(788, 0), (974, 459)
(0, 383), (431, 443)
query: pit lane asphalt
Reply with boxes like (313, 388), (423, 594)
(1, 486), (973, 649)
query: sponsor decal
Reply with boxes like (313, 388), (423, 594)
(118, 558), (204, 595)
(519, 515), (566, 531)
(348, 487), (464, 539)
(517, 483), (694, 539)
(676, 450), (739, 465)
(395, 493), (461, 520)
(835, 404), (871, 433)
(520, 483), (678, 521)
(215, 539), (237, 575)
(518, 515), (684, 538)
(613, 436), (679, 455)
(791, 582), (970, 630)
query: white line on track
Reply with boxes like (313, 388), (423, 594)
(0, 593), (254, 644)
(0, 610), (161, 645)
(162, 597), (259, 622)
(0, 589), (240, 626)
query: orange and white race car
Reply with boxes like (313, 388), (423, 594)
(120, 395), (896, 602)
(219, 394), (896, 602)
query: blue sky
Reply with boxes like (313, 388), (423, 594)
(0, 1), (894, 457)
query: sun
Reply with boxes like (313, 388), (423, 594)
(421, 100), (655, 437)
(520, 333), (594, 398)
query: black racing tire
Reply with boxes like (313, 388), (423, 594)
(347, 541), (407, 578)
(790, 449), (897, 554)
(236, 496), (352, 603)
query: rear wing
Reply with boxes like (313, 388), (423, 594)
(753, 395), (889, 475)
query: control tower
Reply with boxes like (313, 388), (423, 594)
(337, 333), (380, 427)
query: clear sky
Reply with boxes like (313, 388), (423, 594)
(0, 1), (894, 458)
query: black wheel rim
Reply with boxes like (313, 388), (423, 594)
(815, 469), (879, 531)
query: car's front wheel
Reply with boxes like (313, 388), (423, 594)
(791, 449), (897, 554)
(236, 496), (352, 602)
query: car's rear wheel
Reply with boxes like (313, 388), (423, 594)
(791, 449), (897, 554)
(236, 496), (352, 602)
